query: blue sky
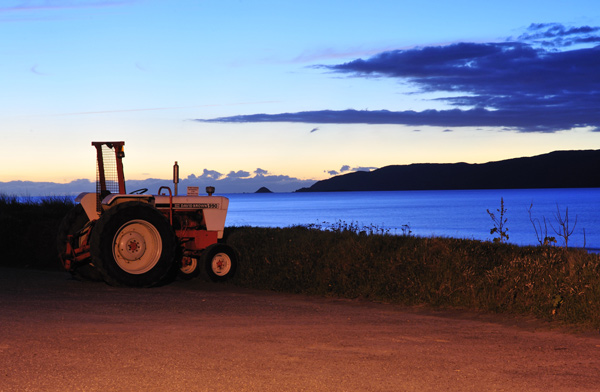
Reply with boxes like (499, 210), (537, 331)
(1, 0), (599, 194)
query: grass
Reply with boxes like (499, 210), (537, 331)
(0, 194), (75, 269)
(2, 195), (599, 329)
(224, 224), (600, 329)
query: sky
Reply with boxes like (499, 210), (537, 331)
(1, 0), (599, 194)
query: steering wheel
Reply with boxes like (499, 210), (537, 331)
(129, 188), (148, 194)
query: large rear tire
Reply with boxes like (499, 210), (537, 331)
(203, 243), (238, 282)
(56, 204), (103, 281)
(90, 202), (177, 287)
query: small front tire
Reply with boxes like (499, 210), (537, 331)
(178, 256), (201, 280)
(203, 244), (238, 282)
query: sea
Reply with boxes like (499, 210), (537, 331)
(24, 188), (600, 250)
(223, 188), (600, 250)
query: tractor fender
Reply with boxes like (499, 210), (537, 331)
(75, 192), (100, 221)
(102, 194), (155, 208)
(75, 193), (156, 221)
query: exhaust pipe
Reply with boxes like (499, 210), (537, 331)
(173, 161), (179, 196)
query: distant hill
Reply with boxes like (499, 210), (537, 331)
(296, 150), (600, 192)
(255, 187), (273, 193)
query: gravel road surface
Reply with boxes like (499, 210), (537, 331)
(1, 267), (599, 391)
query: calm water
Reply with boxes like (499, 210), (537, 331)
(224, 189), (600, 249)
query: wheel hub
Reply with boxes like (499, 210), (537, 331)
(179, 256), (198, 275)
(111, 220), (162, 275)
(211, 252), (231, 276)
(117, 231), (147, 262)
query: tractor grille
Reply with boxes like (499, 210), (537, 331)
(96, 144), (121, 212)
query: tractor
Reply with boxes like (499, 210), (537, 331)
(57, 141), (238, 287)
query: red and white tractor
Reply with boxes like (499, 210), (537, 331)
(57, 141), (238, 287)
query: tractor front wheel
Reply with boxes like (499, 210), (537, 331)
(178, 256), (201, 280)
(90, 202), (177, 287)
(203, 243), (238, 282)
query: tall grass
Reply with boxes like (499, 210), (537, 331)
(0, 194), (74, 269)
(224, 225), (600, 329)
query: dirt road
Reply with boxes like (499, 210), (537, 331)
(1, 267), (599, 391)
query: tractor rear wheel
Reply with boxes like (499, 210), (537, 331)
(203, 243), (238, 282)
(56, 204), (103, 281)
(90, 202), (177, 287)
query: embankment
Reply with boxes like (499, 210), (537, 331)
(2, 195), (599, 329)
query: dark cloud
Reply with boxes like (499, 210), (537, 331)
(310, 127), (319, 133)
(0, 179), (96, 197)
(254, 168), (269, 176)
(353, 166), (377, 172)
(199, 107), (595, 132)
(226, 170), (251, 179)
(326, 165), (375, 177)
(198, 169), (223, 180)
(198, 24), (600, 133)
(0, 170), (316, 195)
(516, 23), (600, 48)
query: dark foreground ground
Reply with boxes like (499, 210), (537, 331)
(1, 267), (600, 392)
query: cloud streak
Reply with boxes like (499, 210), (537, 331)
(326, 165), (376, 176)
(34, 101), (280, 117)
(198, 23), (600, 133)
(516, 23), (600, 48)
(0, 0), (135, 12)
(0, 0), (138, 23)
